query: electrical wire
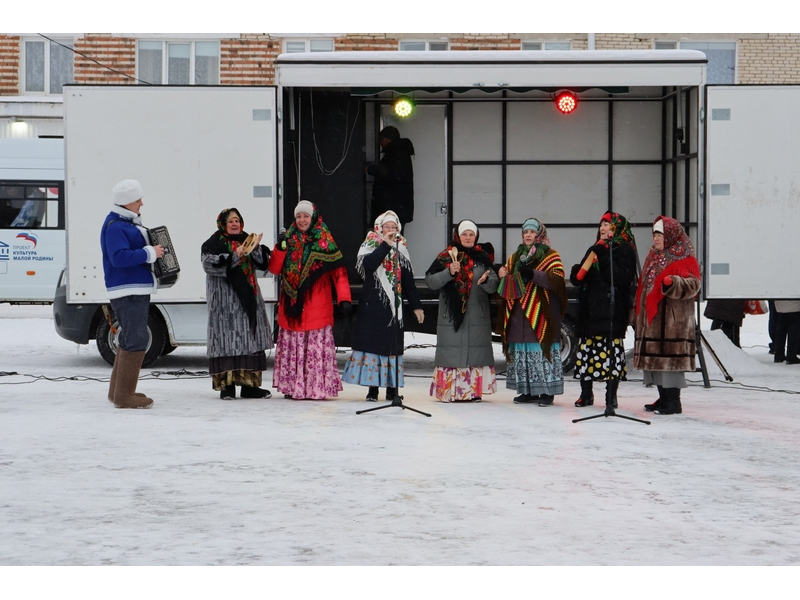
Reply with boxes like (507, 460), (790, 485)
(309, 92), (360, 176)
(37, 33), (153, 86)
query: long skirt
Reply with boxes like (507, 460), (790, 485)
(506, 342), (564, 396)
(210, 352), (267, 390)
(573, 335), (627, 381)
(430, 366), (497, 402)
(272, 325), (342, 400)
(342, 351), (404, 388)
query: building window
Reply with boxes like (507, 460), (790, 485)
(23, 38), (74, 94)
(137, 41), (220, 85)
(521, 41), (571, 51)
(680, 41), (736, 84)
(399, 41), (449, 51)
(284, 39), (335, 53)
(655, 41), (677, 50)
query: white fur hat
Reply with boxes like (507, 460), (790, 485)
(112, 179), (144, 206)
(294, 200), (314, 217)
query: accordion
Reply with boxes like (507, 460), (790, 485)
(146, 225), (180, 288)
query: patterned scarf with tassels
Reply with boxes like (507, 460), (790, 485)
(499, 245), (566, 361)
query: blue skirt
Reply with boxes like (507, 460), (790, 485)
(342, 351), (404, 388)
(506, 342), (564, 396)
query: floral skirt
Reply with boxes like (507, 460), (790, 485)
(430, 366), (497, 402)
(272, 325), (342, 400)
(506, 342), (564, 396)
(573, 336), (627, 381)
(342, 351), (404, 388)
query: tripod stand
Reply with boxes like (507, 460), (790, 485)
(572, 237), (650, 426)
(357, 234), (431, 417)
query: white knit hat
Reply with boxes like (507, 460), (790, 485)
(458, 220), (478, 236)
(294, 200), (314, 217)
(112, 179), (144, 206)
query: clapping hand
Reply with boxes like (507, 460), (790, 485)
(414, 309), (424, 324)
(477, 270), (490, 285)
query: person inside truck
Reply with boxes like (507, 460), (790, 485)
(268, 200), (352, 400)
(201, 208), (274, 400)
(633, 216), (701, 415)
(425, 219), (499, 402)
(366, 126), (415, 227)
(342, 210), (424, 402)
(570, 212), (638, 411)
(497, 218), (567, 406)
(100, 179), (164, 410)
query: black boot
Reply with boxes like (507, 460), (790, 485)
(655, 388), (682, 415)
(575, 379), (594, 407)
(605, 380), (619, 409)
(537, 395), (554, 406)
(220, 384), (236, 400)
(644, 385), (664, 412)
(241, 386), (272, 399)
(386, 387), (398, 401)
(366, 386), (379, 402)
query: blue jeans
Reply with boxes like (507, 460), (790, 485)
(110, 295), (151, 352)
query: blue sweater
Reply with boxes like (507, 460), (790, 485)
(101, 211), (156, 298)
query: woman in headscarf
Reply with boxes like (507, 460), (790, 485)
(268, 200), (352, 400)
(633, 216), (701, 415)
(342, 211), (424, 402)
(201, 208), (273, 399)
(570, 212), (638, 410)
(497, 218), (567, 406)
(425, 220), (499, 402)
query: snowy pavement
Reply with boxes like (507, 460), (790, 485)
(1, 304), (799, 568)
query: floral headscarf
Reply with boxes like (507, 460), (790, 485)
(280, 202), (345, 323)
(200, 208), (265, 332)
(356, 211), (413, 325)
(426, 219), (495, 332)
(636, 215), (701, 324)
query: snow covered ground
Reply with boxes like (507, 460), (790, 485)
(1, 304), (799, 579)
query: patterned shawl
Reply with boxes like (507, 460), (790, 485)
(425, 220), (495, 332)
(356, 211), (413, 325)
(635, 215), (701, 325)
(280, 203), (345, 324)
(200, 208), (263, 332)
(499, 219), (567, 361)
(590, 211), (639, 274)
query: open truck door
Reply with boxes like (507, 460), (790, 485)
(57, 85), (278, 366)
(705, 85), (800, 300)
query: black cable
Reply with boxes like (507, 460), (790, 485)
(37, 33), (153, 86)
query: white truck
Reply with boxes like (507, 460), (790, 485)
(0, 138), (65, 304)
(54, 50), (800, 367)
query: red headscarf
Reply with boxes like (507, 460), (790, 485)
(636, 216), (701, 324)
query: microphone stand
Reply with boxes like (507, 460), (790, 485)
(357, 234), (431, 417)
(573, 238), (650, 426)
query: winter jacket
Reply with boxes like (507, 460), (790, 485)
(368, 138), (415, 224)
(202, 245), (273, 358)
(569, 241), (638, 338)
(267, 246), (352, 332)
(633, 275), (701, 372)
(703, 299), (746, 326)
(425, 262), (499, 368)
(350, 242), (422, 356)
(100, 210), (157, 299)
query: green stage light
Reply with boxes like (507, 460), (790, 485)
(394, 96), (414, 118)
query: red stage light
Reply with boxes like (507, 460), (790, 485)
(555, 91), (578, 114)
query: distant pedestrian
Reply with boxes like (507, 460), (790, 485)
(367, 126), (415, 227)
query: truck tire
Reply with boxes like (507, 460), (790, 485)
(560, 317), (579, 374)
(95, 312), (166, 368)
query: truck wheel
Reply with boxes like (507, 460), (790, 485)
(560, 318), (579, 374)
(95, 312), (166, 368)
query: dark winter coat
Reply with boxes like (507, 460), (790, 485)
(350, 242), (422, 356)
(569, 242), (638, 338)
(703, 299), (746, 326)
(425, 263), (499, 368)
(633, 275), (701, 372)
(368, 138), (415, 224)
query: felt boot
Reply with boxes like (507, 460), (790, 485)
(654, 388), (682, 415)
(108, 353), (148, 403)
(575, 379), (594, 407)
(605, 380), (619, 409)
(113, 349), (153, 409)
